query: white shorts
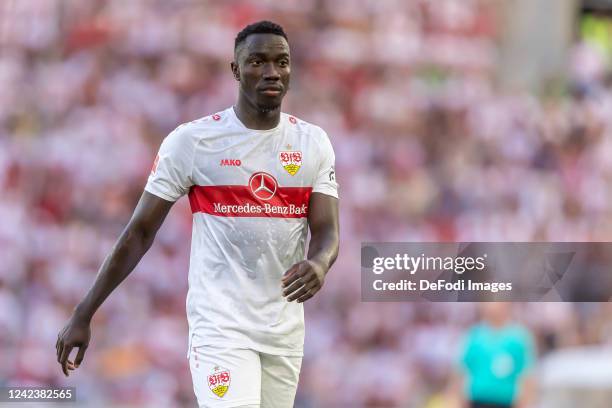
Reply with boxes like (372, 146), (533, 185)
(189, 344), (302, 408)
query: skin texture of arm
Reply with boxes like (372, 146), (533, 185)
(282, 192), (339, 303)
(56, 191), (174, 376)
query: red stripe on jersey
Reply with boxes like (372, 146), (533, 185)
(188, 185), (312, 218)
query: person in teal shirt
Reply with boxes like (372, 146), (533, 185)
(458, 303), (536, 408)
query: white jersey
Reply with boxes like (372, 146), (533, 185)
(145, 106), (338, 358)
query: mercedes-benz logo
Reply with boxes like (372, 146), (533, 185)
(249, 172), (277, 200)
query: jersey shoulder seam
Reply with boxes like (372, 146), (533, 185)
(282, 112), (328, 137)
(171, 118), (213, 185)
(175, 115), (221, 139)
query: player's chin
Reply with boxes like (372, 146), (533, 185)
(256, 100), (282, 113)
(257, 93), (285, 109)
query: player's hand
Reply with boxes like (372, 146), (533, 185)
(281, 260), (327, 303)
(56, 316), (91, 377)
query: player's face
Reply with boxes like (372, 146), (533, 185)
(233, 34), (290, 112)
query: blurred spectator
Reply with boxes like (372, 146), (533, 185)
(453, 303), (535, 408)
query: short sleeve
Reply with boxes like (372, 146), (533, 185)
(312, 130), (339, 198)
(145, 126), (195, 202)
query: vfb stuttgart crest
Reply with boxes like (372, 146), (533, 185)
(279, 151), (302, 176)
(208, 366), (231, 398)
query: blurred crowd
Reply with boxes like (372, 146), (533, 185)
(2, 0), (612, 406)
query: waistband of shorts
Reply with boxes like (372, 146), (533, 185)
(187, 332), (304, 359)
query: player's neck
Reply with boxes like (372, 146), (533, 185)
(233, 100), (281, 131)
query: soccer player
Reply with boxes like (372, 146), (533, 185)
(56, 20), (339, 408)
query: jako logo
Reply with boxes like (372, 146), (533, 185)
(220, 159), (241, 166)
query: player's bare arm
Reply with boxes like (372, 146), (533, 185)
(282, 192), (339, 303)
(55, 191), (174, 376)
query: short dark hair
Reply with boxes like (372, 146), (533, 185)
(234, 20), (288, 51)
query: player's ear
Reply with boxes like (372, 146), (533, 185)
(230, 61), (240, 82)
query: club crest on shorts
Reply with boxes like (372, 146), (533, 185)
(279, 150), (302, 176)
(208, 366), (231, 398)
